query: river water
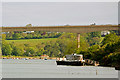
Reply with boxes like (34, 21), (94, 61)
(2, 59), (118, 78)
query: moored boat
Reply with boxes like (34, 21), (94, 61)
(56, 54), (85, 66)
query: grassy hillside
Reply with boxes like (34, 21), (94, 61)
(5, 38), (57, 48)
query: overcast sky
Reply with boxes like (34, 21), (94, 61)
(2, 2), (118, 27)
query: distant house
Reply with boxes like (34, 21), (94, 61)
(47, 32), (52, 34)
(40, 54), (49, 59)
(101, 31), (110, 36)
(23, 31), (34, 33)
(1, 32), (9, 34)
(90, 23), (96, 26)
(47, 32), (59, 33)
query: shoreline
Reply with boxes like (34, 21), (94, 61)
(2, 56), (57, 60)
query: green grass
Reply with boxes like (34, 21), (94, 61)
(6, 38), (57, 43)
(6, 38), (57, 48)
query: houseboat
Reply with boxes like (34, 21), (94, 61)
(56, 54), (85, 66)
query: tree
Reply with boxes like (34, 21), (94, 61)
(24, 47), (35, 56)
(90, 32), (101, 38)
(44, 41), (61, 57)
(101, 33), (119, 46)
(12, 33), (21, 40)
(2, 34), (6, 40)
(12, 46), (24, 56)
(26, 24), (32, 27)
(6, 32), (14, 40)
(26, 34), (33, 39)
(2, 41), (12, 56)
(36, 48), (45, 56)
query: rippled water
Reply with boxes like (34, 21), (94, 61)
(2, 59), (118, 78)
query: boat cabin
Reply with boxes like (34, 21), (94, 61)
(65, 54), (83, 61)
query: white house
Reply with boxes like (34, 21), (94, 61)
(23, 31), (34, 33)
(101, 31), (110, 36)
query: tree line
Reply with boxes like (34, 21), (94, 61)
(5, 31), (62, 40)
(2, 32), (78, 57)
(2, 30), (120, 67)
(77, 33), (120, 67)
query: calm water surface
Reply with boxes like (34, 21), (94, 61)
(2, 59), (118, 78)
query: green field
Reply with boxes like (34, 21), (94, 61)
(6, 38), (57, 48)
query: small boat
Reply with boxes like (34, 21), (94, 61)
(3, 57), (7, 59)
(22, 58), (28, 60)
(16, 58), (19, 59)
(25, 58), (28, 60)
(44, 58), (47, 60)
(56, 54), (85, 66)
